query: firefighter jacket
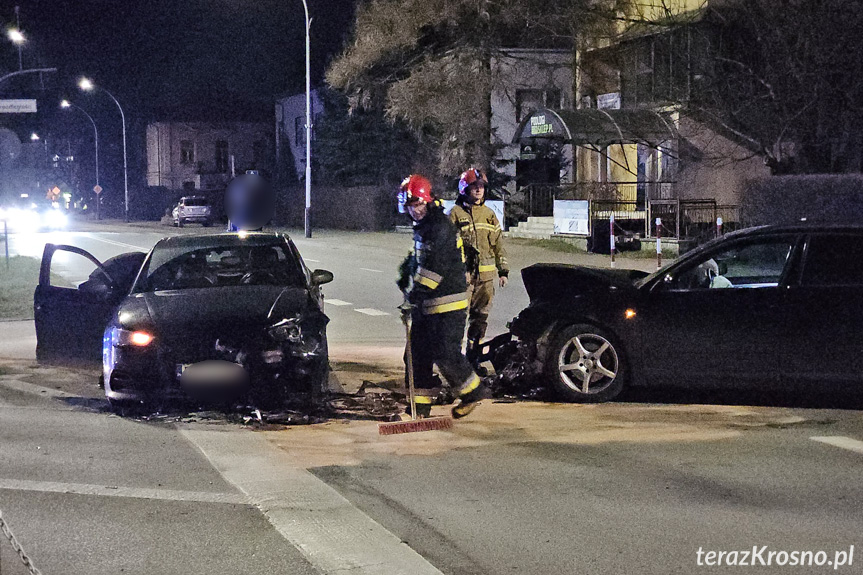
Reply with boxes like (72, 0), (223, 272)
(449, 197), (509, 282)
(398, 205), (469, 315)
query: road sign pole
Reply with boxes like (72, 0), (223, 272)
(93, 185), (103, 221)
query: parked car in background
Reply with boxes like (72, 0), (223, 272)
(34, 232), (334, 413)
(172, 195), (212, 227)
(486, 224), (863, 402)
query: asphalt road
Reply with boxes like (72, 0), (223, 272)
(2, 220), (862, 575)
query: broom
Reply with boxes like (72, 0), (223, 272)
(378, 303), (454, 435)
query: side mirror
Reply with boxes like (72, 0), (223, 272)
(717, 260), (728, 275)
(311, 269), (333, 286)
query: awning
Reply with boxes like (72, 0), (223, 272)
(513, 107), (677, 148)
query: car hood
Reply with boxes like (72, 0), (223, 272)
(521, 263), (646, 302)
(133, 286), (315, 329)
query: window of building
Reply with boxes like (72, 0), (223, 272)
(516, 89), (563, 122)
(253, 140), (266, 168)
(295, 116), (305, 148)
(180, 140), (195, 165)
(215, 140), (229, 173)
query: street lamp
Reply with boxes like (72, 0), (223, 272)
(79, 77), (128, 222)
(9, 6), (23, 71)
(301, 0), (312, 238)
(61, 99), (100, 219)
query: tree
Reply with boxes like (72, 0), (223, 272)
(326, 0), (598, 178)
(313, 87), (428, 186)
(673, 0), (863, 174)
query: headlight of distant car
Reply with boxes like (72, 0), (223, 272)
(44, 209), (67, 229)
(110, 327), (155, 347)
(5, 208), (41, 231)
(269, 317), (302, 343)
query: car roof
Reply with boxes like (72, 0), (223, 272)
(153, 232), (289, 250)
(180, 195), (208, 201)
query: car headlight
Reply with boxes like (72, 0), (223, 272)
(269, 317), (302, 343)
(110, 327), (155, 347)
(44, 210), (67, 228)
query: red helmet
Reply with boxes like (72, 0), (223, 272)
(458, 168), (488, 194)
(398, 174), (433, 212)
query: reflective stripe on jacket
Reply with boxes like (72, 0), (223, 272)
(407, 206), (469, 315)
(449, 200), (509, 282)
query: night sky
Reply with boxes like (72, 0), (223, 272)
(0, 0), (358, 203)
(2, 0), (357, 116)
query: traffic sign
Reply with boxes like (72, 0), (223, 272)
(93, 185), (103, 195)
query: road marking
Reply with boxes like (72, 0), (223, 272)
(0, 477), (249, 505)
(360, 268), (383, 273)
(182, 429), (443, 575)
(0, 377), (78, 399)
(811, 436), (863, 455)
(84, 234), (149, 251)
(354, 308), (390, 316)
(325, 299), (352, 306)
(304, 258), (320, 263)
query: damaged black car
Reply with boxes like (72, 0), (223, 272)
(34, 232), (333, 412)
(485, 224), (863, 402)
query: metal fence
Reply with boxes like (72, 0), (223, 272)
(509, 182), (740, 241)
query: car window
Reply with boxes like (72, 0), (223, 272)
(135, 242), (305, 292)
(801, 235), (863, 286)
(183, 198), (209, 207)
(667, 238), (795, 291)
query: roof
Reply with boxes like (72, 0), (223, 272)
(155, 232), (288, 249)
(513, 107), (678, 147)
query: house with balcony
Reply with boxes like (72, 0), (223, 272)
(508, 0), (770, 245)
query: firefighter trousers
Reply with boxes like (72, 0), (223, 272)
(466, 277), (494, 351)
(408, 309), (480, 407)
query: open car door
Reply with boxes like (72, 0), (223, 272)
(34, 244), (145, 364)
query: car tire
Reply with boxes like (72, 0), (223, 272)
(545, 323), (626, 403)
(202, 220), (212, 228)
(178, 218), (185, 228)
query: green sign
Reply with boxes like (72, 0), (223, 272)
(530, 115), (554, 136)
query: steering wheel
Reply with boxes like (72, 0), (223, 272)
(240, 270), (278, 285)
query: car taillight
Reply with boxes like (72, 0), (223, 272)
(111, 327), (154, 347)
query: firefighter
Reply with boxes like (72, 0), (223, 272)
(449, 167), (509, 372)
(397, 174), (487, 419)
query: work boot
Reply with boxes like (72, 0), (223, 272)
(404, 402), (432, 419)
(451, 382), (490, 420)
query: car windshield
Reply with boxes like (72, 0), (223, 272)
(133, 238), (306, 292)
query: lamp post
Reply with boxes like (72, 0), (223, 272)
(79, 78), (128, 222)
(301, 0), (312, 238)
(61, 100), (100, 219)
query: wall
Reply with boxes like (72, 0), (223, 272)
(275, 90), (324, 182)
(490, 49), (574, 189)
(675, 114), (770, 205)
(145, 121), (273, 190)
(277, 185), (398, 231)
(741, 174), (863, 226)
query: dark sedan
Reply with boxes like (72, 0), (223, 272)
(34, 232), (333, 412)
(487, 224), (863, 402)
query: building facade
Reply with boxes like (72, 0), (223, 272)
(274, 90), (324, 183)
(145, 121), (273, 191)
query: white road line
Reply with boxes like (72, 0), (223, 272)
(325, 299), (353, 306)
(811, 436), (863, 455)
(83, 234), (149, 251)
(0, 377), (78, 399)
(182, 429), (443, 575)
(304, 258), (320, 263)
(360, 268), (383, 273)
(0, 477), (249, 505)
(354, 308), (390, 316)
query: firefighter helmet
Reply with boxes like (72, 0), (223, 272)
(398, 174), (433, 213)
(458, 168), (488, 194)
